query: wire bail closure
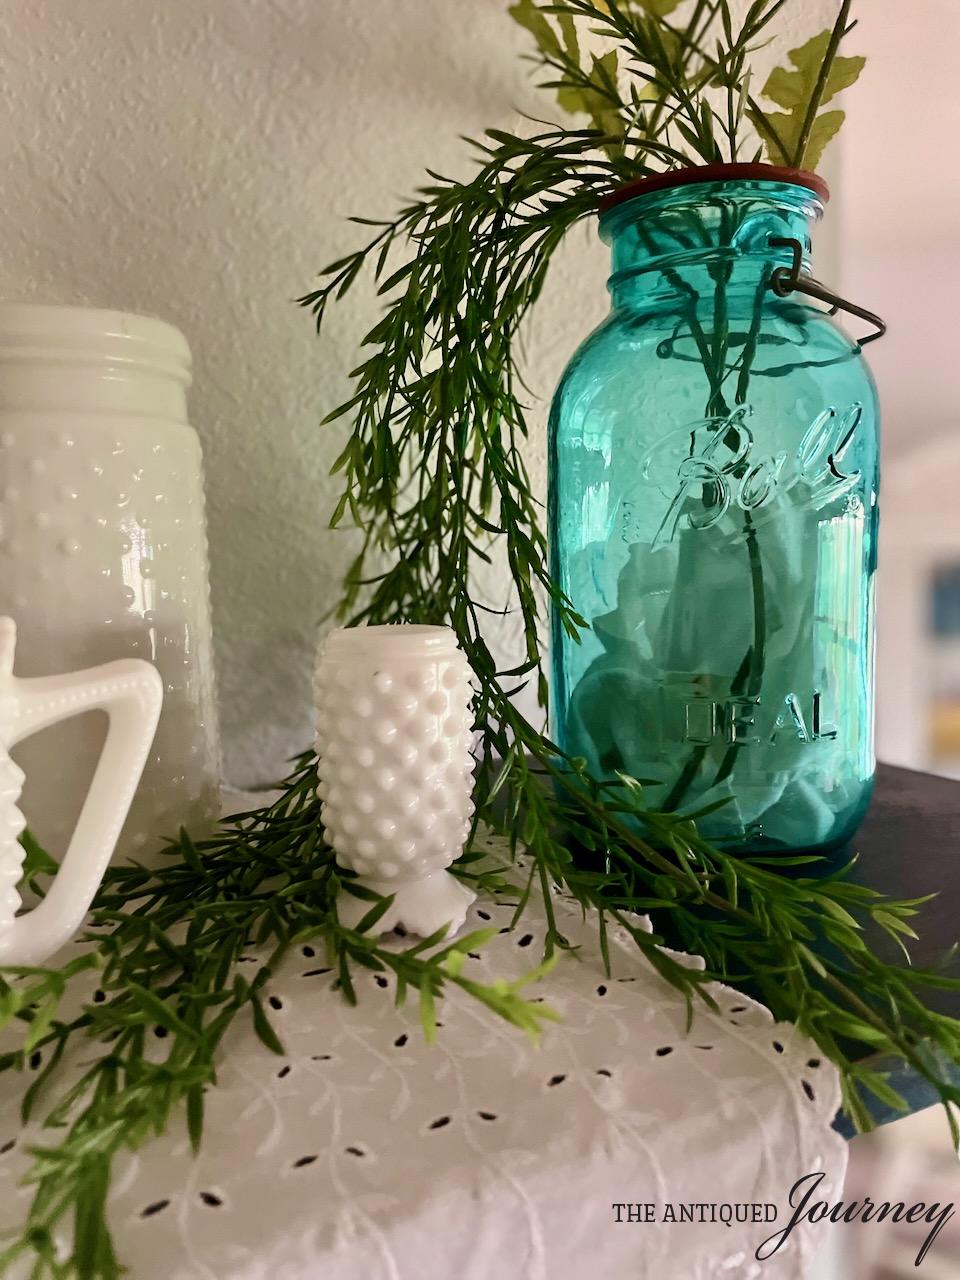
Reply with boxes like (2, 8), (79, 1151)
(767, 236), (887, 347)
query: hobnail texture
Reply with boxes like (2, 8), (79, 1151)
(0, 305), (221, 865)
(315, 625), (476, 937)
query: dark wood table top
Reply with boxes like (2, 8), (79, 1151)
(834, 763), (960, 1135)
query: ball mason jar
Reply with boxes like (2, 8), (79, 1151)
(0, 304), (221, 862)
(548, 165), (880, 854)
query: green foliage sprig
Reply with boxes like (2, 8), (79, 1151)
(752, 3), (865, 166)
(511, 0), (864, 169)
(0, 759), (556, 1278)
(0, 3), (956, 1278)
(298, 0), (960, 1137)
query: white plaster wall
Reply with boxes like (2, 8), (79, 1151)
(0, 0), (833, 787)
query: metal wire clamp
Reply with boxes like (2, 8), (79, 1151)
(767, 235), (887, 347)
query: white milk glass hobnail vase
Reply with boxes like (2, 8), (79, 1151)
(0, 304), (221, 863)
(315, 625), (476, 937)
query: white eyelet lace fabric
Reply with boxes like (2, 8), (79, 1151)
(0, 817), (847, 1280)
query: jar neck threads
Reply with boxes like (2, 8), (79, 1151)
(599, 180), (822, 313)
(0, 305), (191, 419)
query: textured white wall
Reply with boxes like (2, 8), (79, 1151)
(1, 0), (833, 788)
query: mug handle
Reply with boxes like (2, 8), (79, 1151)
(3, 656), (163, 965)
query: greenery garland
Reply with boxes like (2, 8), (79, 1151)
(1, 3), (958, 1277)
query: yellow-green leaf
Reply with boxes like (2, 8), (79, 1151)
(508, 0), (561, 58)
(764, 32), (864, 112)
(510, 1), (623, 155)
(557, 12), (579, 60)
(760, 108), (845, 171)
(801, 109), (847, 170)
(633, 0), (683, 15)
(553, 14), (582, 115)
(582, 52), (622, 150)
(546, 47), (623, 156)
(556, 83), (583, 116)
(756, 28), (864, 169)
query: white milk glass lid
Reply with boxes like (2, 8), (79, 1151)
(0, 304), (191, 383)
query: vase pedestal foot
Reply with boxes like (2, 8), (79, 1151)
(338, 870), (476, 939)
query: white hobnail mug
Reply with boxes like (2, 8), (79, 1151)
(315, 624), (476, 937)
(0, 617), (162, 965)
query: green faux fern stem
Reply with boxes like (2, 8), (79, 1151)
(302, 0), (960, 1140)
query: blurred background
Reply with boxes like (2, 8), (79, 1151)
(0, 1), (957, 1275)
(814, 8), (960, 1270)
(838, 1), (960, 787)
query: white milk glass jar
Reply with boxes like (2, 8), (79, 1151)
(0, 304), (221, 862)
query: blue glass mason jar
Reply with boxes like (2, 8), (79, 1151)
(548, 164), (880, 854)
